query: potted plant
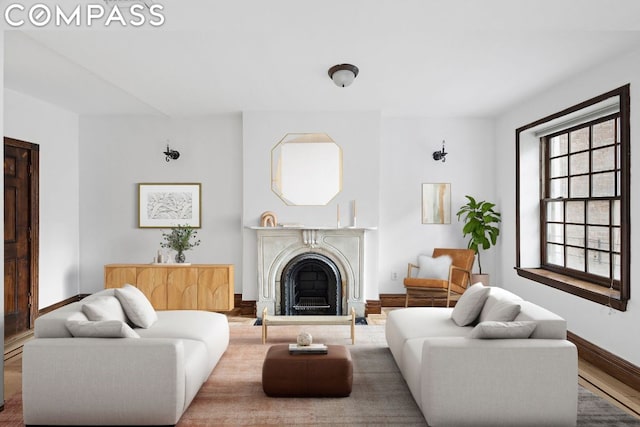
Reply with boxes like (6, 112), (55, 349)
(160, 224), (201, 263)
(456, 195), (501, 285)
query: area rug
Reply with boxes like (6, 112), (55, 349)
(2, 324), (639, 426)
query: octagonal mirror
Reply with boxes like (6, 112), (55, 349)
(271, 133), (343, 205)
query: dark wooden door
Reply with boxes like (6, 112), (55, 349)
(4, 138), (38, 339)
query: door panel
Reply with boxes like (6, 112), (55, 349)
(4, 140), (37, 339)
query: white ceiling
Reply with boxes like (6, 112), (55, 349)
(5, 0), (640, 118)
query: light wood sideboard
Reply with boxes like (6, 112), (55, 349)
(104, 264), (234, 312)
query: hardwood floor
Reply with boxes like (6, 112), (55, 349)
(4, 317), (640, 421)
(579, 358), (640, 418)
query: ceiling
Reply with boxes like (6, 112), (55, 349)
(5, 0), (640, 118)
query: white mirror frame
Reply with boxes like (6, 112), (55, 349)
(271, 133), (343, 206)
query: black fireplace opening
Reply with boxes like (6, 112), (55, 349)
(280, 253), (342, 315)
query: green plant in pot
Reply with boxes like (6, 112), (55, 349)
(456, 195), (501, 285)
(160, 224), (201, 263)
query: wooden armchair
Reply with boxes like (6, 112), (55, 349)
(404, 248), (475, 307)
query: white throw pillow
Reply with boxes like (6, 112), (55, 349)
(416, 255), (452, 279)
(479, 300), (521, 322)
(451, 283), (491, 326)
(65, 320), (140, 338)
(469, 321), (537, 339)
(114, 284), (158, 328)
(82, 296), (127, 323)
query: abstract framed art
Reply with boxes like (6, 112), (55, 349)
(138, 183), (201, 228)
(422, 183), (451, 224)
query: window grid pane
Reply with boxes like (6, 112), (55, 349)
(541, 113), (621, 285)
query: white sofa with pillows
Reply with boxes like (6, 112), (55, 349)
(386, 283), (578, 427)
(22, 285), (229, 425)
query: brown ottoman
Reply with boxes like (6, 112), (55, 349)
(262, 344), (353, 397)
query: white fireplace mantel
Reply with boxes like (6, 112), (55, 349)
(250, 226), (374, 318)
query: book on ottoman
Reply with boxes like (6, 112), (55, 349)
(289, 343), (328, 354)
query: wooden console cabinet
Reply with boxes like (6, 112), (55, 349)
(104, 264), (234, 311)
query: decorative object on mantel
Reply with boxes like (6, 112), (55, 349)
(328, 63), (359, 87)
(138, 183), (201, 228)
(260, 211), (278, 227)
(297, 331), (313, 346)
(456, 195), (501, 285)
(163, 144), (180, 162)
(352, 200), (357, 228)
(432, 140), (448, 162)
(336, 203), (341, 228)
(422, 183), (451, 224)
(160, 224), (201, 263)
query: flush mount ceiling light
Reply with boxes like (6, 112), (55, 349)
(328, 64), (359, 87)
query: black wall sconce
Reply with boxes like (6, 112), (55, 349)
(163, 144), (180, 162)
(432, 140), (447, 162)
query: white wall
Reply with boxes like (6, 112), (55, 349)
(78, 115), (243, 294)
(378, 118), (496, 294)
(4, 89), (81, 307)
(242, 111), (381, 301)
(495, 47), (640, 365)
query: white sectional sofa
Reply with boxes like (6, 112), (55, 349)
(386, 284), (578, 427)
(22, 286), (229, 425)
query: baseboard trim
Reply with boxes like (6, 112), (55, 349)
(235, 294), (256, 317)
(568, 331), (640, 392)
(365, 300), (382, 315)
(379, 293), (454, 308)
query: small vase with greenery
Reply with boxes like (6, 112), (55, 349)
(456, 195), (501, 275)
(160, 225), (201, 263)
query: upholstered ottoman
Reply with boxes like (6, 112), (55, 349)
(262, 344), (353, 397)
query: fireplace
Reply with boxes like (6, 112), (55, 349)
(281, 253), (341, 315)
(253, 227), (368, 317)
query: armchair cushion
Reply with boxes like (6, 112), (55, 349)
(416, 255), (452, 280)
(451, 283), (490, 326)
(404, 278), (466, 296)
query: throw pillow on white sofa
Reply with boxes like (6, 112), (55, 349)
(469, 320), (537, 339)
(451, 283), (490, 326)
(82, 296), (127, 323)
(115, 284), (158, 328)
(66, 320), (140, 338)
(480, 299), (521, 322)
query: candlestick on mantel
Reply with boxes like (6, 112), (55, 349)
(337, 204), (341, 228)
(352, 200), (357, 228)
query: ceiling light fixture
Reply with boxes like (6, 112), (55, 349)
(328, 64), (359, 87)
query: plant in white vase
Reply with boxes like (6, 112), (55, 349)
(160, 225), (201, 263)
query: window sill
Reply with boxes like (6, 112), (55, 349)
(514, 268), (627, 311)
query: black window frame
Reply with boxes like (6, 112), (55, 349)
(515, 85), (630, 311)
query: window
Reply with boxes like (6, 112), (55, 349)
(515, 85), (630, 310)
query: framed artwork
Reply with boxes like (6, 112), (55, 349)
(138, 183), (201, 228)
(422, 183), (451, 224)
